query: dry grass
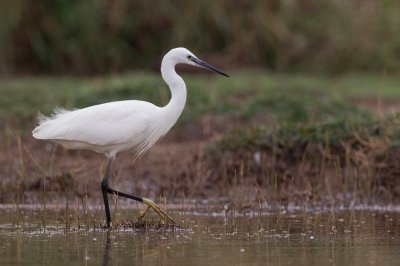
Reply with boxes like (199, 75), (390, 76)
(1, 73), (400, 224)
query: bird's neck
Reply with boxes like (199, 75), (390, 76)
(161, 60), (187, 119)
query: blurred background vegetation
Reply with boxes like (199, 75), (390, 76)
(1, 1), (400, 203)
(1, 0), (400, 75)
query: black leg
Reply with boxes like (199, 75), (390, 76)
(101, 178), (112, 228)
(105, 187), (143, 202)
(101, 159), (114, 228)
(101, 158), (143, 228)
(100, 158), (174, 228)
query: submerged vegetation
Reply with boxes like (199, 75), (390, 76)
(0, 72), (400, 208)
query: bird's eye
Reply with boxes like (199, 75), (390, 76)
(187, 55), (192, 59)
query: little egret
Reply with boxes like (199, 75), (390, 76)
(32, 47), (229, 228)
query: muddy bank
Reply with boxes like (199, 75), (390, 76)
(1, 114), (400, 207)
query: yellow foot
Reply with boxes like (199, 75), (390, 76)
(139, 198), (175, 224)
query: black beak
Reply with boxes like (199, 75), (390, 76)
(191, 57), (230, 77)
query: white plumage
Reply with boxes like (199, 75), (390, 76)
(32, 47), (228, 227)
(33, 48), (228, 159)
(33, 100), (177, 158)
(32, 48), (198, 158)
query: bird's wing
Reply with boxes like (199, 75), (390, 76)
(32, 101), (158, 147)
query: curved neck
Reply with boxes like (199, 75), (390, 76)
(161, 57), (187, 118)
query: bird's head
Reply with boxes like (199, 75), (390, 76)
(166, 47), (229, 77)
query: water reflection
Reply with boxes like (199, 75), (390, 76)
(102, 232), (111, 266)
(0, 210), (399, 266)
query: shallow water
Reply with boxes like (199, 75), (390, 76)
(0, 207), (399, 266)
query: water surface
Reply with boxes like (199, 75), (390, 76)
(0, 207), (399, 266)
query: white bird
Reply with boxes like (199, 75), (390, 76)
(32, 47), (229, 228)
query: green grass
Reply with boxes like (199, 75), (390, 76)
(215, 114), (400, 152)
(0, 71), (399, 129)
(2, 71), (399, 158)
(1, 72), (400, 204)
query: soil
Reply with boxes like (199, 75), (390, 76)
(0, 114), (250, 204)
(1, 109), (399, 207)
